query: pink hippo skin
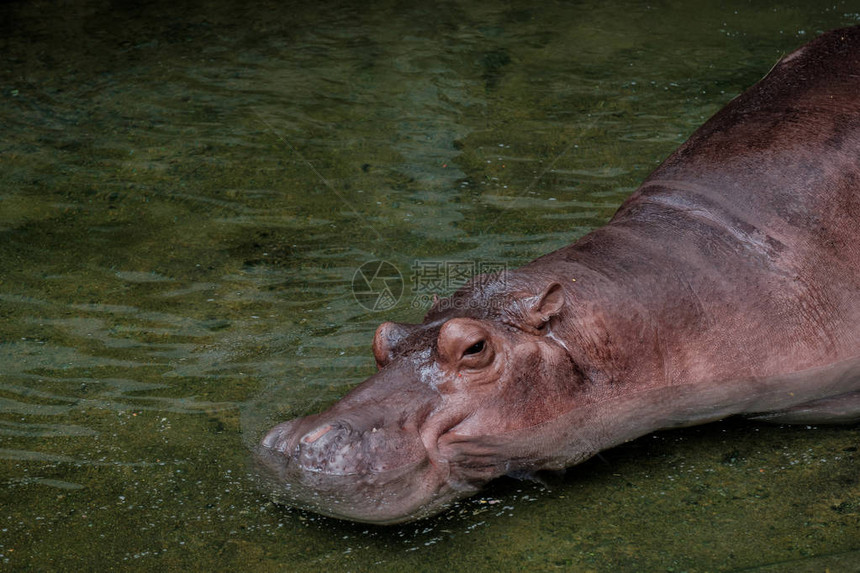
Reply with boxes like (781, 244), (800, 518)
(256, 26), (860, 524)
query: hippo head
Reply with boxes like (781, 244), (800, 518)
(256, 272), (590, 524)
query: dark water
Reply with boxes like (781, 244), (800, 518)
(1, 0), (859, 570)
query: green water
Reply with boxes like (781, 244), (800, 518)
(1, 0), (858, 570)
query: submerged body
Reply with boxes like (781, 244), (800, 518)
(257, 27), (860, 524)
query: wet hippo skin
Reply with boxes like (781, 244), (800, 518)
(257, 26), (860, 524)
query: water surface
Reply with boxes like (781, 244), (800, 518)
(1, 0), (858, 570)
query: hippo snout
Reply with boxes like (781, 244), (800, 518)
(259, 415), (425, 478)
(255, 359), (473, 523)
(260, 418), (359, 475)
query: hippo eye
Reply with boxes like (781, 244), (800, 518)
(462, 340), (485, 356)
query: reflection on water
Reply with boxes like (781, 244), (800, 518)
(1, 0), (858, 570)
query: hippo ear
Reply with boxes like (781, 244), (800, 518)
(521, 282), (565, 333)
(372, 321), (416, 369)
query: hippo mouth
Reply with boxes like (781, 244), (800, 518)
(255, 410), (479, 524)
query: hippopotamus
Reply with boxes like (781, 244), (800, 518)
(256, 26), (860, 524)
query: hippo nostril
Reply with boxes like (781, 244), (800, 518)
(300, 420), (356, 447)
(301, 423), (335, 444)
